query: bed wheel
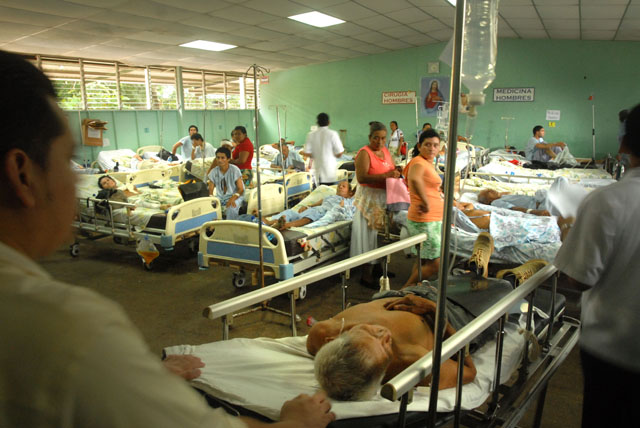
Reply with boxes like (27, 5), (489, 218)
(70, 243), (79, 257)
(232, 271), (247, 288)
(143, 260), (153, 271)
(298, 285), (307, 300)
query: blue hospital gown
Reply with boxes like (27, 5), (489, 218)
(208, 165), (244, 220)
(270, 195), (354, 226)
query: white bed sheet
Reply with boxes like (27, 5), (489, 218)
(166, 320), (526, 421)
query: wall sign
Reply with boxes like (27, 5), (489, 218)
(546, 110), (561, 121)
(493, 87), (535, 102)
(382, 91), (416, 104)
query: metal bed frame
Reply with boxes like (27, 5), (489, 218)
(202, 237), (578, 428)
(71, 170), (221, 269)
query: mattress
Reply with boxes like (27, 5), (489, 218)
(165, 318), (528, 421)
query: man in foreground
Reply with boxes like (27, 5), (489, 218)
(0, 50), (334, 428)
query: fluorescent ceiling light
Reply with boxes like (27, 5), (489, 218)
(180, 40), (236, 52)
(288, 11), (345, 28)
(446, 0), (456, 5)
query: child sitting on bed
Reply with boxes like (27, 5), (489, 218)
(207, 146), (244, 220)
(264, 181), (355, 230)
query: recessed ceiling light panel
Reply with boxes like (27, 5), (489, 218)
(180, 40), (236, 52)
(288, 11), (345, 28)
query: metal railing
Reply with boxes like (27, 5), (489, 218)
(204, 234), (428, 339)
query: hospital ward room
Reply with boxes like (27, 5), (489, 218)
(2, 0), (639, 427)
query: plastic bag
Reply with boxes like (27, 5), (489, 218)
(137, 235), (159, 266)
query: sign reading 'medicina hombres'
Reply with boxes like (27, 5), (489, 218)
(493, 87), (535, 102)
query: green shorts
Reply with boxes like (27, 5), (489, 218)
(407, 219), (442, 260)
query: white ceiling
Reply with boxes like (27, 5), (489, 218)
(0, 0), (637, 73)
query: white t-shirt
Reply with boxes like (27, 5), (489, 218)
(303, 126), (344, 183)
(0, 242), (246, 428)
(554, 167), (640, 371)
(389, 129), (404, 151)
(179, 135), (193, 159)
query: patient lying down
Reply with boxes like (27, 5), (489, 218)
(307, 285), (494, 401)
(264, 181), (356, 230)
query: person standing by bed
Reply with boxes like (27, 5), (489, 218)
(229, 126), (254, 187)
(554, 103), (640, 428)
(302, 113), (344, 186)
(402, 129), (444, 288)
(0, 50), (335, 428)
(351, 121), (401, 288)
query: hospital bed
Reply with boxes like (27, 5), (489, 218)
(476, 159), (614, 185)
(396, 204), (562, 265)
(136, 145), (163, 157)
(172, 236), (577, 427)
(198, 186), (351, 291)
(71, 170), (222, 269)
(96, 148), (184, 179)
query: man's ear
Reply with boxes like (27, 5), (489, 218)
(324, 335), (337, 344)
(3, 149), (38, 208)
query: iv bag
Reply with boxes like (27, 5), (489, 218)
(461, 0), (500, 107)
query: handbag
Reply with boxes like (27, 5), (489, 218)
(158, 148), (173, 161)
(178, 180), (209, 201)
(385, 177), (410, 212)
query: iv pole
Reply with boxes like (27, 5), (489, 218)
(228, 66), (300, 331)
(591, 102), (596, 160)
(428, 0), (466, 425)
(501, 116), (515, 149)
(271, 104), (288, 208)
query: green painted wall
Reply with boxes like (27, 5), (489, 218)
(259, 39), (640, 159)
(66, 109), (255, 164)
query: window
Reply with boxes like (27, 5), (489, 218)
(150, 67), (177, 110)
(30, 54), (256, 111)
(83, 61), (118, 110)
(182, 70), (205, 110)
(119, 65), (148, 110)
(39, 58), (83, 110)
(204, 72), (225, 110)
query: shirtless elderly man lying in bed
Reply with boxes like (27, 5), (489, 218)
(307, 284), (497, 401)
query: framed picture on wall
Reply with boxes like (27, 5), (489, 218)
(421, 76), (450, 116)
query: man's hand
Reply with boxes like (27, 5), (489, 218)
(299, 206), (308, 213)
(555, 142), (566, 148)
(227, 195), (238, 208)
(384, 294), (437, 316)
(279, 391), (335, 428)
(162, 354), (205, 381)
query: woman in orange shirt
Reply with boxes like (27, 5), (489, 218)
(351, 121), (401, 288)
(402, 129), (444, 287)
